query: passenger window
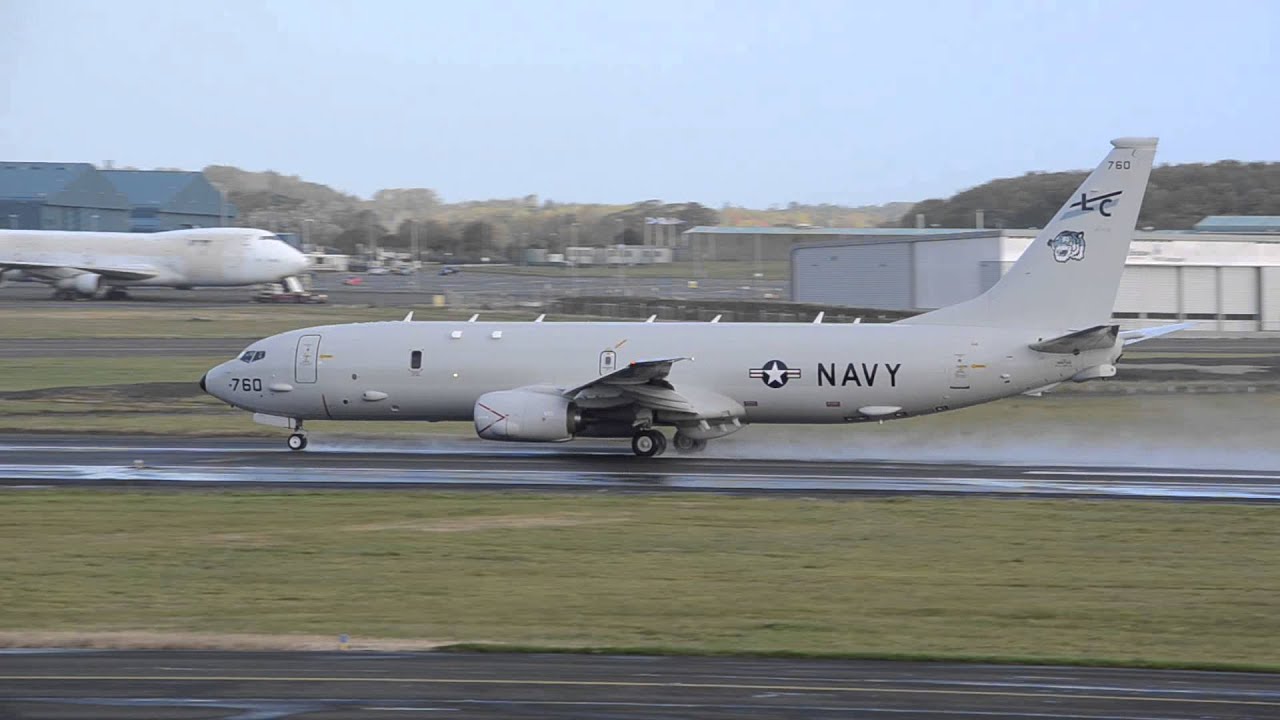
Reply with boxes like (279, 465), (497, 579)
(410, 350), (422, 370)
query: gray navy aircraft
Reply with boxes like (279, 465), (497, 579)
(202, 138), (1185, 456)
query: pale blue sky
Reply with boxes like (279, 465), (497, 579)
(1, 0), (1276, 207)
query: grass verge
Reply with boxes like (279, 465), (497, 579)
(1, 491), (1277, 668)
(0, 306), (574, 340)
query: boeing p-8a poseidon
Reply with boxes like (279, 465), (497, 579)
(203, 138), (1182, 455)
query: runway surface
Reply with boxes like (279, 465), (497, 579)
(0, 268), (788, 309)
(2, 435), (1278, 500)
(2, 650), (1277, 719)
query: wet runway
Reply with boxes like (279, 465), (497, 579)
(2, 435), (1278, 501)
(2, 650), (1276, 719)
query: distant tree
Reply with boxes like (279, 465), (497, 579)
(460, 221), (494, 259)
(897, 161), (1280, 230)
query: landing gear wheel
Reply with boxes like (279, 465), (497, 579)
(673, 434), (708, 454)
(631, 429), (666, 458)
(105, 287), (130, 301)
(287, 433), (308, 451)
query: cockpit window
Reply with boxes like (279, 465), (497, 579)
(240, 350), (266, 363)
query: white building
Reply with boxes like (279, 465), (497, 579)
(790, 228), (1280, 331)
(565, 246), (673, 266)
(305, 251), (350, 272)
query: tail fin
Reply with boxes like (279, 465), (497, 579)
(901, 137), (1157, 330)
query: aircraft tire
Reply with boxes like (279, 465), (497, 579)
(631, 430), (664, 458)
(673, 434), (707, 454)
(287, 433), (308, 451)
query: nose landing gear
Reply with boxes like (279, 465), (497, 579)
(287, 433), (308, 451)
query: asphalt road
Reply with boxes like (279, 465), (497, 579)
(2, 435), (1277, 501)
(2, 650), (1276, 719)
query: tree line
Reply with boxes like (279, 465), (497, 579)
(895, 161), (1280, 230)
(202, 166), (908, 260)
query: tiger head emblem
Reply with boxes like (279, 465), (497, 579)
(1047, 230), (1086, 263)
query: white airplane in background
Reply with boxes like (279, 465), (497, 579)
(0, 227), (310, 300)
(204, 138), (1190, 455)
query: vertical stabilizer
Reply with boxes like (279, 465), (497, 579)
(901, 137), (1157, 330)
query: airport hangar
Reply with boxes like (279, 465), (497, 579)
(0, 162), (235, 232)
(686, 217), (1280, 332)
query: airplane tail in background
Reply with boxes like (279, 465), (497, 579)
(901, 137), (1158, 331)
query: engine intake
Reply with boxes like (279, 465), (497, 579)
(474, 390), (579, 442)
(56, 273), (101, 297)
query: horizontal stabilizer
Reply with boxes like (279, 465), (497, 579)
(1119, 322), (1196, 346)
(1029, 325), (1118, 354)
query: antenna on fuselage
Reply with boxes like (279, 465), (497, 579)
(403, 311), (414, 322)
(645, 315), (656, 323)
(710, 315), (722, 323)
(535, 314), (546, 323)
(468, 314), (479, 323)
(813, 312), (824, 324)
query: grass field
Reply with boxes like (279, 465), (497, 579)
(0, 306), (558, 340)
(1, 490), (1277, 669)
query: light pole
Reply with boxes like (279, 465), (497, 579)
(570, 222), (580, 294)
(410, 220), (421, 291)
(614, 218), (626, 297)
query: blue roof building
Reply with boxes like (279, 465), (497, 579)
(0, 162), (131, 231)
(1193, 216), (1280, 233)
(100, 169), (237, 232)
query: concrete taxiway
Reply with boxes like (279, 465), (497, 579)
(2, 650), (1277, 719)
(1, 435), (1278, 500)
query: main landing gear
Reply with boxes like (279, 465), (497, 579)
(630, 429), (667, 457)
(672, 434), (708, 454)
(104, 287), (130, 301)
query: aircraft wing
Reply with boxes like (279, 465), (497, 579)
(1029, 324), (1119, 354)
(563, 357), (743, 419)
(0, 260), (159, 282)
(1119, 322), (1196, 346)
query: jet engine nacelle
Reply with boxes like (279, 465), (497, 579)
(474, 390), (579, 442)
(56, 273), (101, 297)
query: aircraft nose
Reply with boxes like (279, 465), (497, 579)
(287, 247), (310, 275)
(199, 373), (207, 393)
